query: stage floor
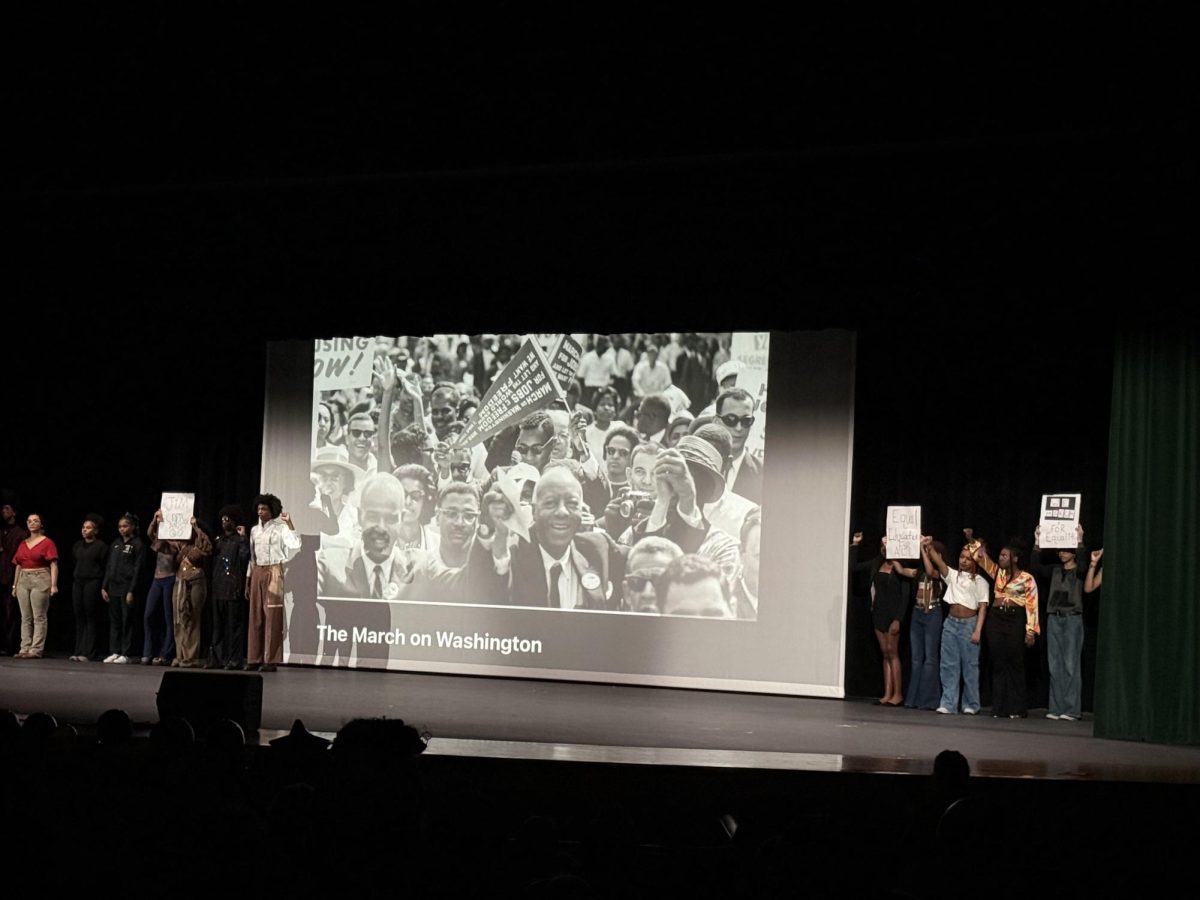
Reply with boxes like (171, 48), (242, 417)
(3, 656), (1197, 783)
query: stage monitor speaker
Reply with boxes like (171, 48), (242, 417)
(156, 671), (263, 734)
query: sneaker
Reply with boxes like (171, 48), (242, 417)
(962, 708), (978, 716)
(103, 653), (118, 663)
(1059, 714), (1078, 721)
(259, 664), (277, 673)
(936, 707), (951, 714)
(113, 655), (129, 664)
(1046, 713), (1061, 720)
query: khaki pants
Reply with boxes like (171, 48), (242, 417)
(172, 574), (208, 665)
(247, 565), (284, 665)
(16, 568), (51, 656)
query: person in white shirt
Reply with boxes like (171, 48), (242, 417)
(632, 346), (673, 399)
(577, 336), (617, 408)
(922, 535), (990, 715)
(584, 387), (620, 461)
(246, 493), (302, 672)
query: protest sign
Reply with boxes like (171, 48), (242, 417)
(1039, 494), (1082, 549)
(159, 493), (195, 540)
(453, 338), (562, 448)
(549, 334), (583, 393)
(492, 463), (539, 541)
(313, 337), (374, 390)
(730, 332), (770, 454)
(886, 506), (921, 559)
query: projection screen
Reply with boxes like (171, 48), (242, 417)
(261, 330), (854, 696)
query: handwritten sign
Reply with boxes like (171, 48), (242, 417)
(729, 332), (770, 454)
(493, 464), (537, 541)
(314, 336), (374, 390)
(453, 338), (562, 448)
(549, 335), (583, 392)
(1039, 494), (1081, 549)
(886, 506), (921, 559)
(159, 493), (195, 541)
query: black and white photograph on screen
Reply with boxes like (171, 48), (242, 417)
(265, 329), (852, 692)
(308, 334), (768, 622)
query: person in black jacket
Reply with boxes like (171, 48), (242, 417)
(101, 513), (145, 664)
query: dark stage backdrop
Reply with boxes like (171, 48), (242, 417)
(1095, 330), (1199, 744)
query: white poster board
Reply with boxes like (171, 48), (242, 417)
(313, 337), (375, 390)
(1039, 494), (1082, 549)
(159, 492), (195, 541)
(886, 505), (922, 559)
(729, 331), (770, 454)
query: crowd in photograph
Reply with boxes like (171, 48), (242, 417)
(306, 332), (764, 622)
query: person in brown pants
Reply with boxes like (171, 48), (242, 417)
(166, 516), (212, 667)
(246, 493), (301, 672)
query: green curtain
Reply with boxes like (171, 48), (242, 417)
(1095, 329), (1199, 743)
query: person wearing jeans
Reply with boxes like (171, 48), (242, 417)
(922, 535), (990, 714)
(905, 540), (947, 710)
(1030, 525), (1087, 721)
(143, 511), (179, 665)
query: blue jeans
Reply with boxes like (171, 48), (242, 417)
(1047, 613), (1084, 717)
(905, 606), (944, 709)
(143, 575), (176, 660)
(938, 614), (981, 713)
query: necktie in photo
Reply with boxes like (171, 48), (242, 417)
(549, 563), (563, 608)
(372, 565), (383, 599)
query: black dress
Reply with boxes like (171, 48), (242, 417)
(871, 567), (911, 632)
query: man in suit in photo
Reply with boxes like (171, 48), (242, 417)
(490, 466), (624, 611)
(316, 472), (412, 666)
(714, 387), (764, 505)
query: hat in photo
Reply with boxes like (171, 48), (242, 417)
(715, 359), (746, 385)
(674, 434), (726, 505)
(311, 446), (363, 490)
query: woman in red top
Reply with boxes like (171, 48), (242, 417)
(11, 513), (59, 658)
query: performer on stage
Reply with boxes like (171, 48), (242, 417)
(850, 532), (915, 707)
(246, 493), (301, 672)
(10, 513), (58, 659)
(0, 495), (28, 656)
(101, 513), (144, 664)
(905, 539), (947, 710)
(923, 535), (990, 715)
(70, 514), (109, 662)
(151, 513), (212, 668)
(144, 511), (180, 665)
(208, 505), (250, 669)
(975, 539), (1039, 718)
(1030, 525), (1087, 721)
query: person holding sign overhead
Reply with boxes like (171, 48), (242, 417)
(246, 493), (301, 672)
(159, 515), (213, 668)
(1030, 524), (1088, 721)
(921, 534), (989, 715)
(850, 532), (914, 706)
(143, 511), (179, 666)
